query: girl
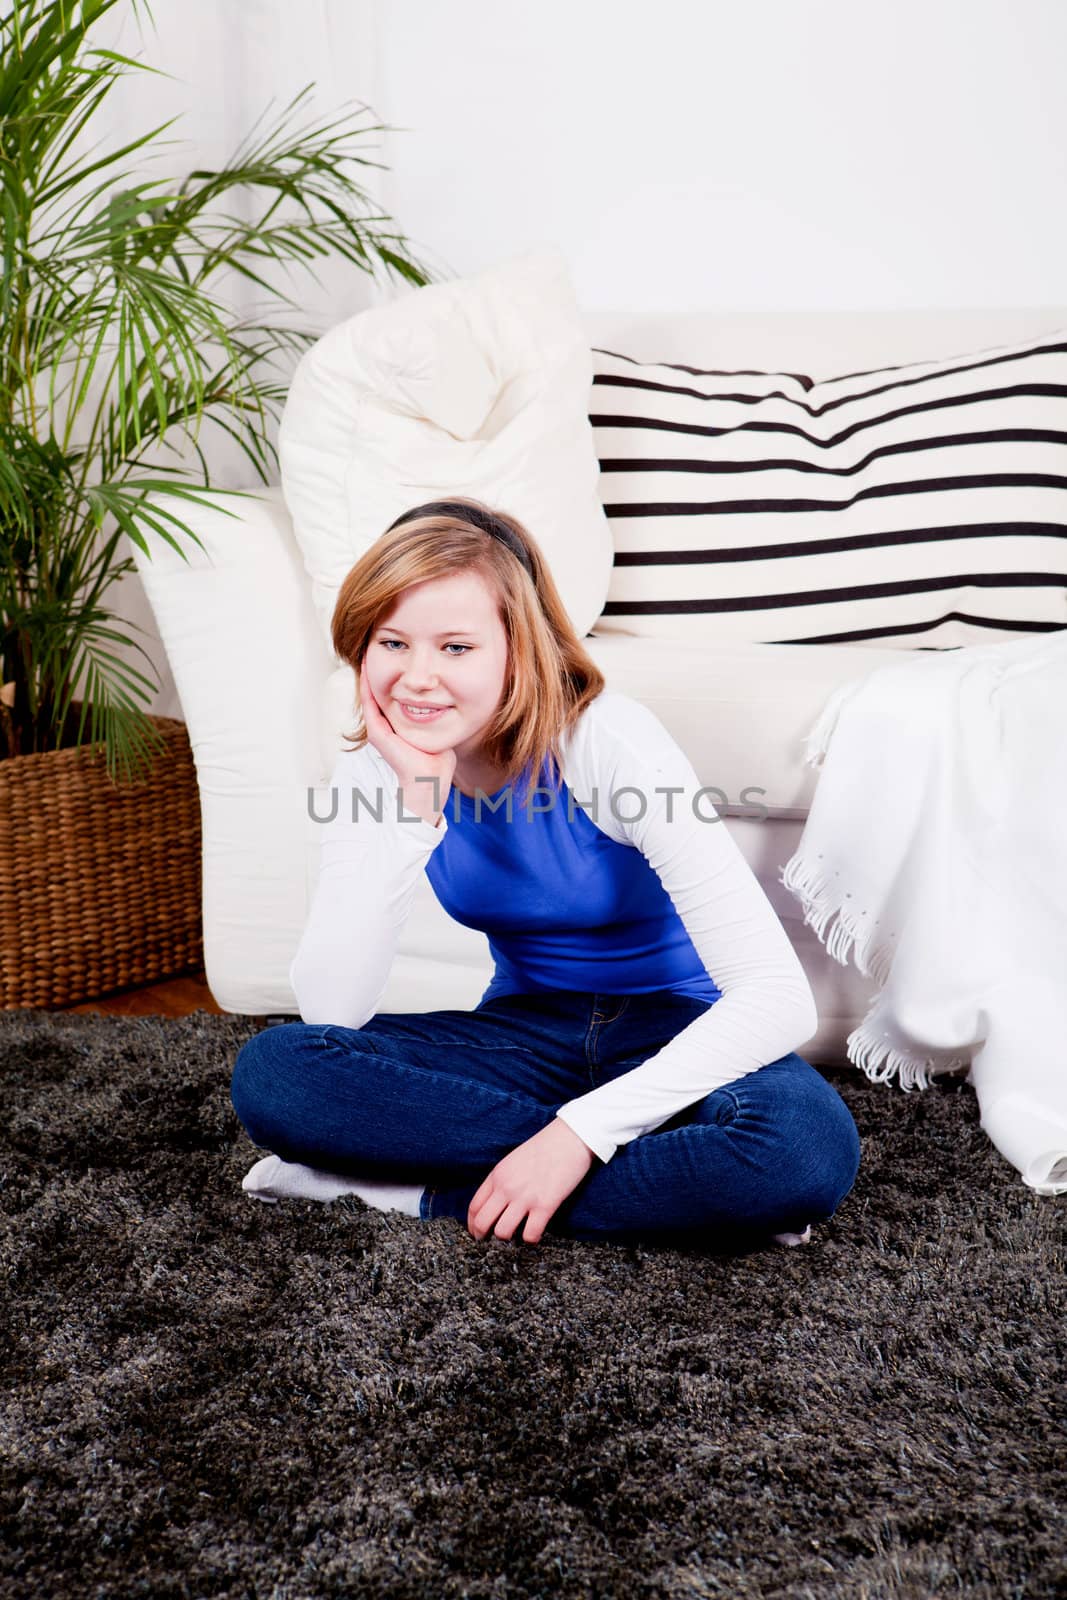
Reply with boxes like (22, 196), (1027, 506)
(231, 498), (861, 1249)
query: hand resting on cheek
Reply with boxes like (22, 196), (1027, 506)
(359, 664), (458, 827)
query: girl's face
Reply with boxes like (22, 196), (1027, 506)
(364, 569), (510, 769)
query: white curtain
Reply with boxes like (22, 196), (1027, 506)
(67, 0), (402, 716)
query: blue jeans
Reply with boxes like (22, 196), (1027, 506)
(230, 989), (861, 1247)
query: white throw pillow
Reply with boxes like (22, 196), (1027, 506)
(278, 248), (614, 670)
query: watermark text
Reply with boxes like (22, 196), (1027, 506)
(306, 780), (769, 826)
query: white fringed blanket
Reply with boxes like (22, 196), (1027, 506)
(781, 630), (1067, 1197)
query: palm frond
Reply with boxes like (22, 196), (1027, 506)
(1, 0), (435, 775)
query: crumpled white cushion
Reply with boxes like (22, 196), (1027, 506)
(277, 248), (614, 678)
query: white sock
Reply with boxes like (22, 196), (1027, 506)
(772, 1223), (813, 1247)
(241, 1154), (424, 1217)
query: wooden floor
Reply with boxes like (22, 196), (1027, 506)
(62, 969), (227, 1018)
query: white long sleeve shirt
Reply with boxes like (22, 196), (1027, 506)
(289, 690), (817, 1163)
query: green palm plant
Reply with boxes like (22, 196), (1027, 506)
(1, 0), (433, 779)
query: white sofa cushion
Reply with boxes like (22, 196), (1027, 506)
(590, 327), (1067, 650)
(582, 631), (905, 816)
(277, 247), (615, 663)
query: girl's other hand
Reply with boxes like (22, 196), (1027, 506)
(359, 664), (457, 826)
(467, 1119), (597, 1245)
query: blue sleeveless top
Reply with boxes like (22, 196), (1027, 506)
(425, 756), (721, 1005)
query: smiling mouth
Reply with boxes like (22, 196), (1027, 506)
(397, 702), (452, 719)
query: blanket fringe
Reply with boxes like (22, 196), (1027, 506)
(779, 855), (895, 986)
(801, 682), (857, 769)
(846, 1013), (971, 1092)
(781, 855), (972, 1091)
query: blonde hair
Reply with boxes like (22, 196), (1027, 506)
(331, 496), (606, 801)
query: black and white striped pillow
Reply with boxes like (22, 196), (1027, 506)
(589, 330), (1067, 649)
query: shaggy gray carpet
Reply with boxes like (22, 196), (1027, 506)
(1, 1010), (1062, 1599)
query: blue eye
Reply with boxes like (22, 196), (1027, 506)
(379, 639), (471, 655)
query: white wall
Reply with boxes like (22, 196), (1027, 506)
(375, 0), (1067, 311)
(67, 0), (1067, 717)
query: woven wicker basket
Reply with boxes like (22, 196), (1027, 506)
(0, 715), (203, 1010)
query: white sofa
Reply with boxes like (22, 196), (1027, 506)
(133, 296), (1067, 1066)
